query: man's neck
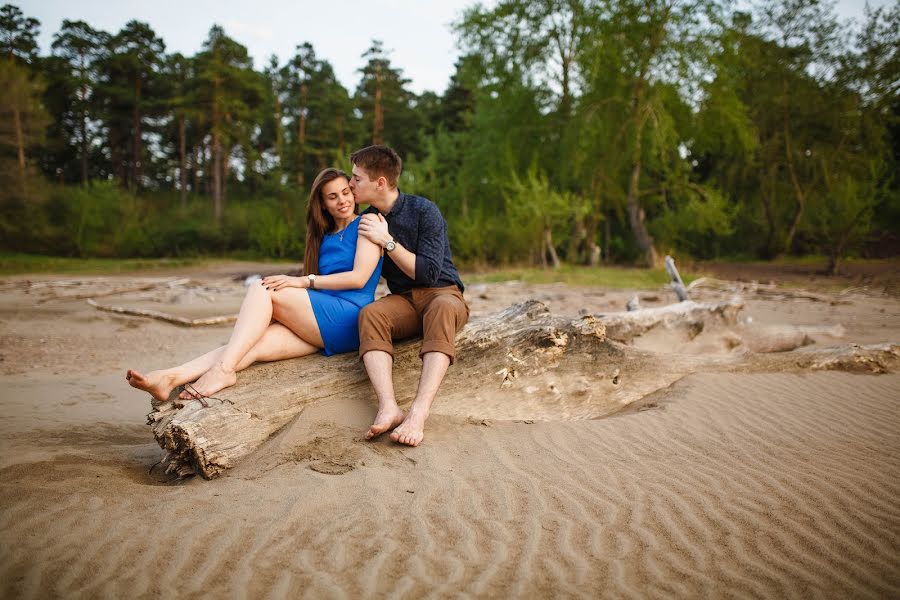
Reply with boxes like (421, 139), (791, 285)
(369, 187), (401, 215)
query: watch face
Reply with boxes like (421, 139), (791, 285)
(386, 241), (396, 252)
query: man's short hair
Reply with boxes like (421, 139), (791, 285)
(350, 145), (402, 188)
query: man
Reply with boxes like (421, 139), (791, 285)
(350, 145), (468, 447)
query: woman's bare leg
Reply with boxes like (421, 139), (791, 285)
(127, 346), (225, 402)
(236, 322), (319, 366)
(127, 321), (319, 401)
(186, 287), (324, 398)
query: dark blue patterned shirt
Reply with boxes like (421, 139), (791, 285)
(363, 191), (464, 294)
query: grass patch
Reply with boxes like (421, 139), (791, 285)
(464, 265), (687, 288)
(0, 254), (209, 276)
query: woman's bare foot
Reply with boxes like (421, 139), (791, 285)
(178, 363), (236, 400)
(126, 369), (176, 403)
(389, 409), (428, 447)
(365, 405), (406, 440)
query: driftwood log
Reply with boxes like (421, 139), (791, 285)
(87, 298), (238, 327)
(146, 300), (899, 479)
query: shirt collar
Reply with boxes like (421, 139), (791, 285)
(386, 190), (406, 217)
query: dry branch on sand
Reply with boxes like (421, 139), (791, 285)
(145, 299), (899, 479)
(687, 277), (850, 304)
(87, 299), (238, 327)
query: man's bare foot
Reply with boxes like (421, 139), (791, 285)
(365, 405), (405, 440)
(126, 369), (176, 403)
(389, 410), (428, 447)
(178, 363), (236, 400)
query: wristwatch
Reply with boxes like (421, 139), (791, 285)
(384, 239), (397, 253)
(308, 274), (317, 289)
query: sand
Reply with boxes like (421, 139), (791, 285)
(1, 264), (899, 598)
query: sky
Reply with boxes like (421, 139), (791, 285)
(25, 0), (891, 96)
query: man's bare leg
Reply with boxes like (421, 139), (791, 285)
(363, 350), (405, 439)
(390, 351), (451, 447)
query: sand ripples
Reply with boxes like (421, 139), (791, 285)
(2, 372), (899, 597)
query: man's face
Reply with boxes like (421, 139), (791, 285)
(349, 165), (376, 205)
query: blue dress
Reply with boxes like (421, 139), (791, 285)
(308, 216), (383, 355)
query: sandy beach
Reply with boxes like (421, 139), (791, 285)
(1, 263), (898, 598)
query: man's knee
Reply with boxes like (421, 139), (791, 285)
(424, 294), (468, 329)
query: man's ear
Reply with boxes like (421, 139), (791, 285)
(377, 176), (388, 190)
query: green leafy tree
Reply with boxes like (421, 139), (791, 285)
(97, 20), (166, 189)
(50, 20), (108, 183)
(159, 52), (197, 205)
(0, 58), (48, 196)
(280, 43), (352, 185)
(354, 40), (423, 160)
(0, 4), (39, 64)
(193, 25), (263, 222)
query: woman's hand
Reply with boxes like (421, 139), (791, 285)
(260, 275), (307, 291)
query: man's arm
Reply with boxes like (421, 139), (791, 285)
(358, 213), (416, 279)
(358, 210), (447, 286)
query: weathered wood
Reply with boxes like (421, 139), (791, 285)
(37, 278), (191, 304)
(148, 300), (610, 478)
(87, 299), (238, 327)
(664, 255), (688, 302)
(145, 299), (897, 479)
(687, 277), (851, 304)
(598, 299), (744, 343)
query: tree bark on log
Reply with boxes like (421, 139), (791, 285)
(145, 300), (899, 479)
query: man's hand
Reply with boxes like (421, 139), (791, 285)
(358, 213), (391, 247)
(260, 274), (307, 291)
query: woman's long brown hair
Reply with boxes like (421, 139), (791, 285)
(303, 168), (355, 275)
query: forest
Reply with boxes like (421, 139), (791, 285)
(1, 1), (897, 272)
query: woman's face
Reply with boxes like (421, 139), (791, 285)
(320, 177), (355, 222)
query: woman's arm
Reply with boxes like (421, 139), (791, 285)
(261, 233), (381, 291)
(309, 232), (381, 290)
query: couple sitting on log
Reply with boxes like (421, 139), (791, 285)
(127, 145), (469, 447)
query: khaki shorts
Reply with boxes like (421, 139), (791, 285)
(358, 285), (469, 364)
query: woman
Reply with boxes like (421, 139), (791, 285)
(126, 168), (383, 403)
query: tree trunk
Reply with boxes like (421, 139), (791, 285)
(373, 64), (384, 144)
(212, 132), (222, 223)
(567, 218), (585, 264)
(273, 92), (284, 176)
(132, 77), (142, 191)
(221, 145), (231, 208)
(212, 73), (223, 222)
(13, 103), (25, 193)
(544, 226), (561, 269)
(626, 161), (660, 267)
(178, 116), (187, 207)
(193, 145), (202, 197)
(603, 211), (611, 264)
(297, 82), (307, 187)
(759, 167), (778, 258)
(80, 98), (89, 184)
